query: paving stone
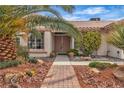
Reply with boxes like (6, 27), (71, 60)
(41, 56), (80, 88)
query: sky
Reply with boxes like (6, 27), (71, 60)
(39, 5), (124, 21)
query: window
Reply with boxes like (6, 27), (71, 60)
(28, 33), (44, 49)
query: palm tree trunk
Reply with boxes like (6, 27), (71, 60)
(0, 37), (17, 61)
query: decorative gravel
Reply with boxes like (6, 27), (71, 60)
(0, 61), (53, 88)
(73, 65), (124, 88)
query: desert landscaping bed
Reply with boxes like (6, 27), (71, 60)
(73, 65), (124, 88)
(0, 60), (53, 88)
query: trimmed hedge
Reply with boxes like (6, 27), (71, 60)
(0, 60), (21, 69)
(89, 61), (118, 70)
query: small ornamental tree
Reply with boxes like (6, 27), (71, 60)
(81, 31), (101, 56)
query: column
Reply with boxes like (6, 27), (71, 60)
(71, 37), (74, 49)
(44, 31), (52, 56)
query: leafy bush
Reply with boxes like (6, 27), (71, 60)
(89, 61), (100, 67)
(0, 60), (21, 69)
(89, 61), (118, 70)
(28, 57), (37, 64)
(95, 63), (111, 70)
(81, 31), (101, 56)
(67, 49), (79, 56)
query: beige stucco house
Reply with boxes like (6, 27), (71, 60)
(18, 19), (124, 59)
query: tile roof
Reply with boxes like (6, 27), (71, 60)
(37, 21), (114, 32)
(69, 21), (114, 28)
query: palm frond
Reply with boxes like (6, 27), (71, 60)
(0, 5), (79, 40)
(25, 14), (80, 39)
(13, 6), (63, 19)
(55, 5), (75, 13)
(108, 25), (124, 50)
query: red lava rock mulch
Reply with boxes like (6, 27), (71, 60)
(0, 61), (53, 88)
(73, 65), (124, 88)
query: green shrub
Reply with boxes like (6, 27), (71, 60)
(28, 57), (37, 64)
(81, 31), (101, 56)
(89, 61), (101, 67)
(67, 49), (79, 56)
(0, 60), (21, 69)
(96, 63), (111, 70)
(89, 61), (118, 70)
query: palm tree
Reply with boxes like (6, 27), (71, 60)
(108, 25), (124, 50)
(108, 24), (124, 79)
(0, 5), (80, 61)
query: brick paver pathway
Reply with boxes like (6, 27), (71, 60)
(41, 55), (80, 88)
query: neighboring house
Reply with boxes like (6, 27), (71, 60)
(18, 18), (124, 59)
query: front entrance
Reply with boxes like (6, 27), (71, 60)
(54, 35), (70, 53)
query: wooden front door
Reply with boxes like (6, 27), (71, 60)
(54, 36), (70, 53)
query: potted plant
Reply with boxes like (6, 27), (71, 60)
(67, 49), (78, 58)
(68, 52), (75, 58)
(50, 51), (56, 58)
